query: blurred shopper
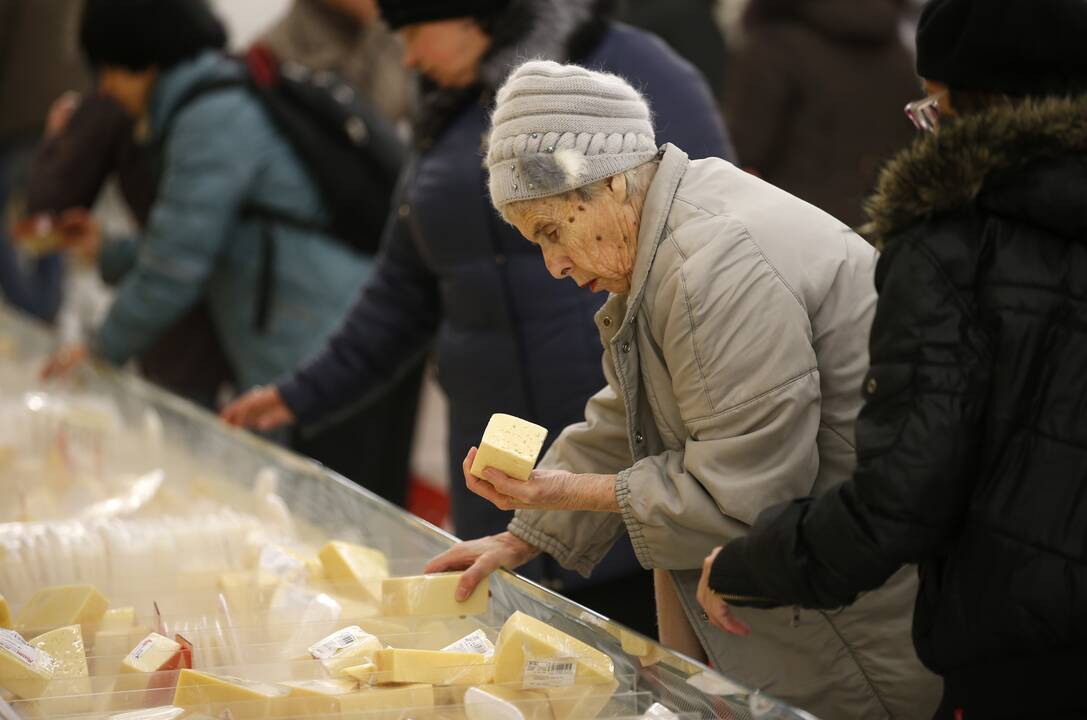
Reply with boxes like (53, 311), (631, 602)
(40, 0), (414, 506)
(703, 1), (1087, 717)
(0, 0), (87, 321)
(722, 0), (917, 227)
(223, 0), (731, 635)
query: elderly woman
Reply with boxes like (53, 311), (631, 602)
(428, 61), (941, 719)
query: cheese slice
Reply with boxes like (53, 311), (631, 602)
(283, 680), (434, 720)
(28, 624), (93, 715)
(465, 685), (554, 720)
(99, 607), (137, 633)
(307, 626), (383, 677)
(619, 629), (664, 667)
(470, 414), (548, 481)
(318, 541), (389, 603)
(543, 680), (618, 720)
(0, 594), (11, 629)
(382, 573), (490, 617)
(373, 648), (494, 686)
(15, 585), (109, 637)
(0, 627), (55, 698)
(172, 668), (290, 720)
(493, 612), (614, 688)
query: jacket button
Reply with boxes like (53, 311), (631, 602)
(634, 431), (644, 444)
(495, 254), (507, 265)
(866, 378), (878, 395)
(602, 316), (612, 328)
(621, 341), (631, 353)
(398, 204), (410, 219)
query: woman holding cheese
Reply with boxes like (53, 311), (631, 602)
(427, 60), (941, 719)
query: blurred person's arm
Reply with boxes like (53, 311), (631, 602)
(722, 31), (793, 172)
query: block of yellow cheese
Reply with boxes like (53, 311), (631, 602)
(217, 571), (280, 615)
(28, 624), (93, 715)
(172, 668), (289, 720)
(113, 632), (188, 707)
(0, 594), (11, 629)
(0, 627), (55, 698)
(307, 625), (383, 677)
(373, 648), (494, 686)
(493, 612), (614, 688)
(381, 573), (490, 617)
(319, 541), (389, 603)
(99, 607), (136, 633)
(470, 414), (548, 481)
(121, 632), (184, 674)
(15, 585), (108, 637)
(544, 681), (619, 720)
(283, 679), (434, 720)
(465, 684), (555, 720)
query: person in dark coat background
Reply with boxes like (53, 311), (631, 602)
(223, 0), (732, 634)
(722, 0), (918, 227)
(701, 1), (1087, 718)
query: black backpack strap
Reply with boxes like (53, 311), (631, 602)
(158, 77), (249, 144)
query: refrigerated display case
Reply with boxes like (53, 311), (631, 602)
(0, 307), (817, 720)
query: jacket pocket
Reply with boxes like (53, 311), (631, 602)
(855, 362), (915, 459)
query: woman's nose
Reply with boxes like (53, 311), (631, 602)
(543, 251), (573, 280)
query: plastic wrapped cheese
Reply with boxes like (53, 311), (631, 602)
(283, 680), (434, 720)
(15, 584), (108, 637)
(493, 612), (614, 688)
(470, 414), (548, 481)
(172, 668), (290, 720)
(318, 541), (389, 603)
(464, 685), (554, 720)
(27, 623), (93, 715)
(307, 625), (383, 677)
(0, 628), (55, 698)
(373, 648), (495, 686)
(381, 572), (489, 617)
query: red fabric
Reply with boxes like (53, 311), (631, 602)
(407, 475), (451, 529)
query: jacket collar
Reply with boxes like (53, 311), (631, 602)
(616, 144), (689, 334)
(148, 50), (237, 138)
(864, 94), (1087, 246)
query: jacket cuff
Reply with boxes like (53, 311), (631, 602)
(615, 467), (654, 570)
(90, 321), (131, 367)
(507, 516), (595, 578)
(276, 374), (321, 424)
(708, 538), (780, 608)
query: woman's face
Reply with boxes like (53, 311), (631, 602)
(399, 19), (491, 88)
(504, 175), (640, 295)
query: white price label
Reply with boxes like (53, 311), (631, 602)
(522, 658), (577, 689)
(442, 630), (494, 656)
(0, 628), (52, 671)
(129, 636), (156, 661)
(308, 626), (369, 660)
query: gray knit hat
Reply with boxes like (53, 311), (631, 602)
(486, 60), (658, 209)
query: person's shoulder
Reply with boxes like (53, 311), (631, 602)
(590, 22), (701, 83)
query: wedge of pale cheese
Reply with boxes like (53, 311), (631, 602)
(15, 584), (108, 637)
(307, 625), (383, 677)
(28, 624), (93, 715)
(172, 668), (289, 720)
(114, 632), (191, 708)
(493, 612), (614, 688)
(283, 679), (434, 720)
(99, 607), (136, 634)
(0, 627), (55, 699)
(382, 573), (489, 617)
(470, 414), (548, 481)
(319, 541), (389, 603)
(373, 648), (494, 686)
(92, 624), (151, 678)
(544, 680), (619, 720)
(217, 571), (279, 615)
(121, 632), (184, 674)
(0, 594), (10, 629)
(465, 684), (554, 720)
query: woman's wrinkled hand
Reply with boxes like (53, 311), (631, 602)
(462, 447), (619, 513)
(220, 385), (296, 431)
(41, 343), (91, 381)
(696, 546), (752, 637)
(424, 531), (541, 601)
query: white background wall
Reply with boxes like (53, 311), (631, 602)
(209, 0), (293, 48)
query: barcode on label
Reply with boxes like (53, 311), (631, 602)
(308, 626), (366, 660)
(441, 630), (494, 656)
(522, 658), (577, 689)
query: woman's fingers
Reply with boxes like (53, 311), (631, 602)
(425, 545), (475, 574)
(456, 554), (502, 601)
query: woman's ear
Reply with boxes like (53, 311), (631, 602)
(606, 173), (629, 204)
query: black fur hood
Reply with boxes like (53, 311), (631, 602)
(863, 94), (1087, 246)
(414, 0), (610, 144)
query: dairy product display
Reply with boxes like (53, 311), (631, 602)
(0, 308), (803, 720)
(470, 414), (549, 481)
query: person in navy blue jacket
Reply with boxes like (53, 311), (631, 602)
(223, 0), (732, 633)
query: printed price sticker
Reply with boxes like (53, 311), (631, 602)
(442, 630), (495, 656)
(129, 636), (156, 661)
(522, 658), (577, 689)
(308, 626), (369, 660)
(0, 628), (49, 669)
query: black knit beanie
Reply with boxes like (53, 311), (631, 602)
(80, 0), (228, 71)
(916, 0), (1087, 96)
(376, 0), (512, 29)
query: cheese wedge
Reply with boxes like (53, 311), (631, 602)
(217, 571), (279, 614)
(113, 632), (188, 706)
(258, 543), (324, 581)
(15, 585), (108, 637)
(99, 607), (136, 633)
(619, 629), (665, 667)
(283, 680), (434, 720)
(493, 612), (614, 688)
(470, 414), (548, 481)
(382, 573), (490, 617)
(28, 624), (93, 715)
(319, 541), (389, 603)
(0, 627), (55, 698)
(121, 633), (184, 674)
(92, 624), (151, 678)
(544, 680), (618, 720)
(465, 685), (554, 720)
(0, 594), (11, 629)
(373, 648), (494, 686)
(307, 626), (383, 677)
(172, 668), (289, 720)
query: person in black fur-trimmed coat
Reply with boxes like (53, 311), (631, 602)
(701, 1), (1087, 717)
(222, 0), (731, 635)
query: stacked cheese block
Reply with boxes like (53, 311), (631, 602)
(0, 539), (620, 720)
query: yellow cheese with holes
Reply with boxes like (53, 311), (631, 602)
(319, 541), (389, 603)
(544, 681), (618, 720)
(493, 612), (614, 687)
(15, 585), (108, 637)
(0, 594), (11, 629)
(374, 648), (494, 686)
(28, 624), (93, 715)
(0, 628), (55, 698)
(307, 626), (383, 677)
(172, 668), (289, 720)
(381, 573), (490, 617)
(465, 685), (555, 720)
(469, 414), (548, 481)
(283, 680), (434, 720)
(99, 607), (136, 633)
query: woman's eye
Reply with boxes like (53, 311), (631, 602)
(546, 227), (559, 243)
